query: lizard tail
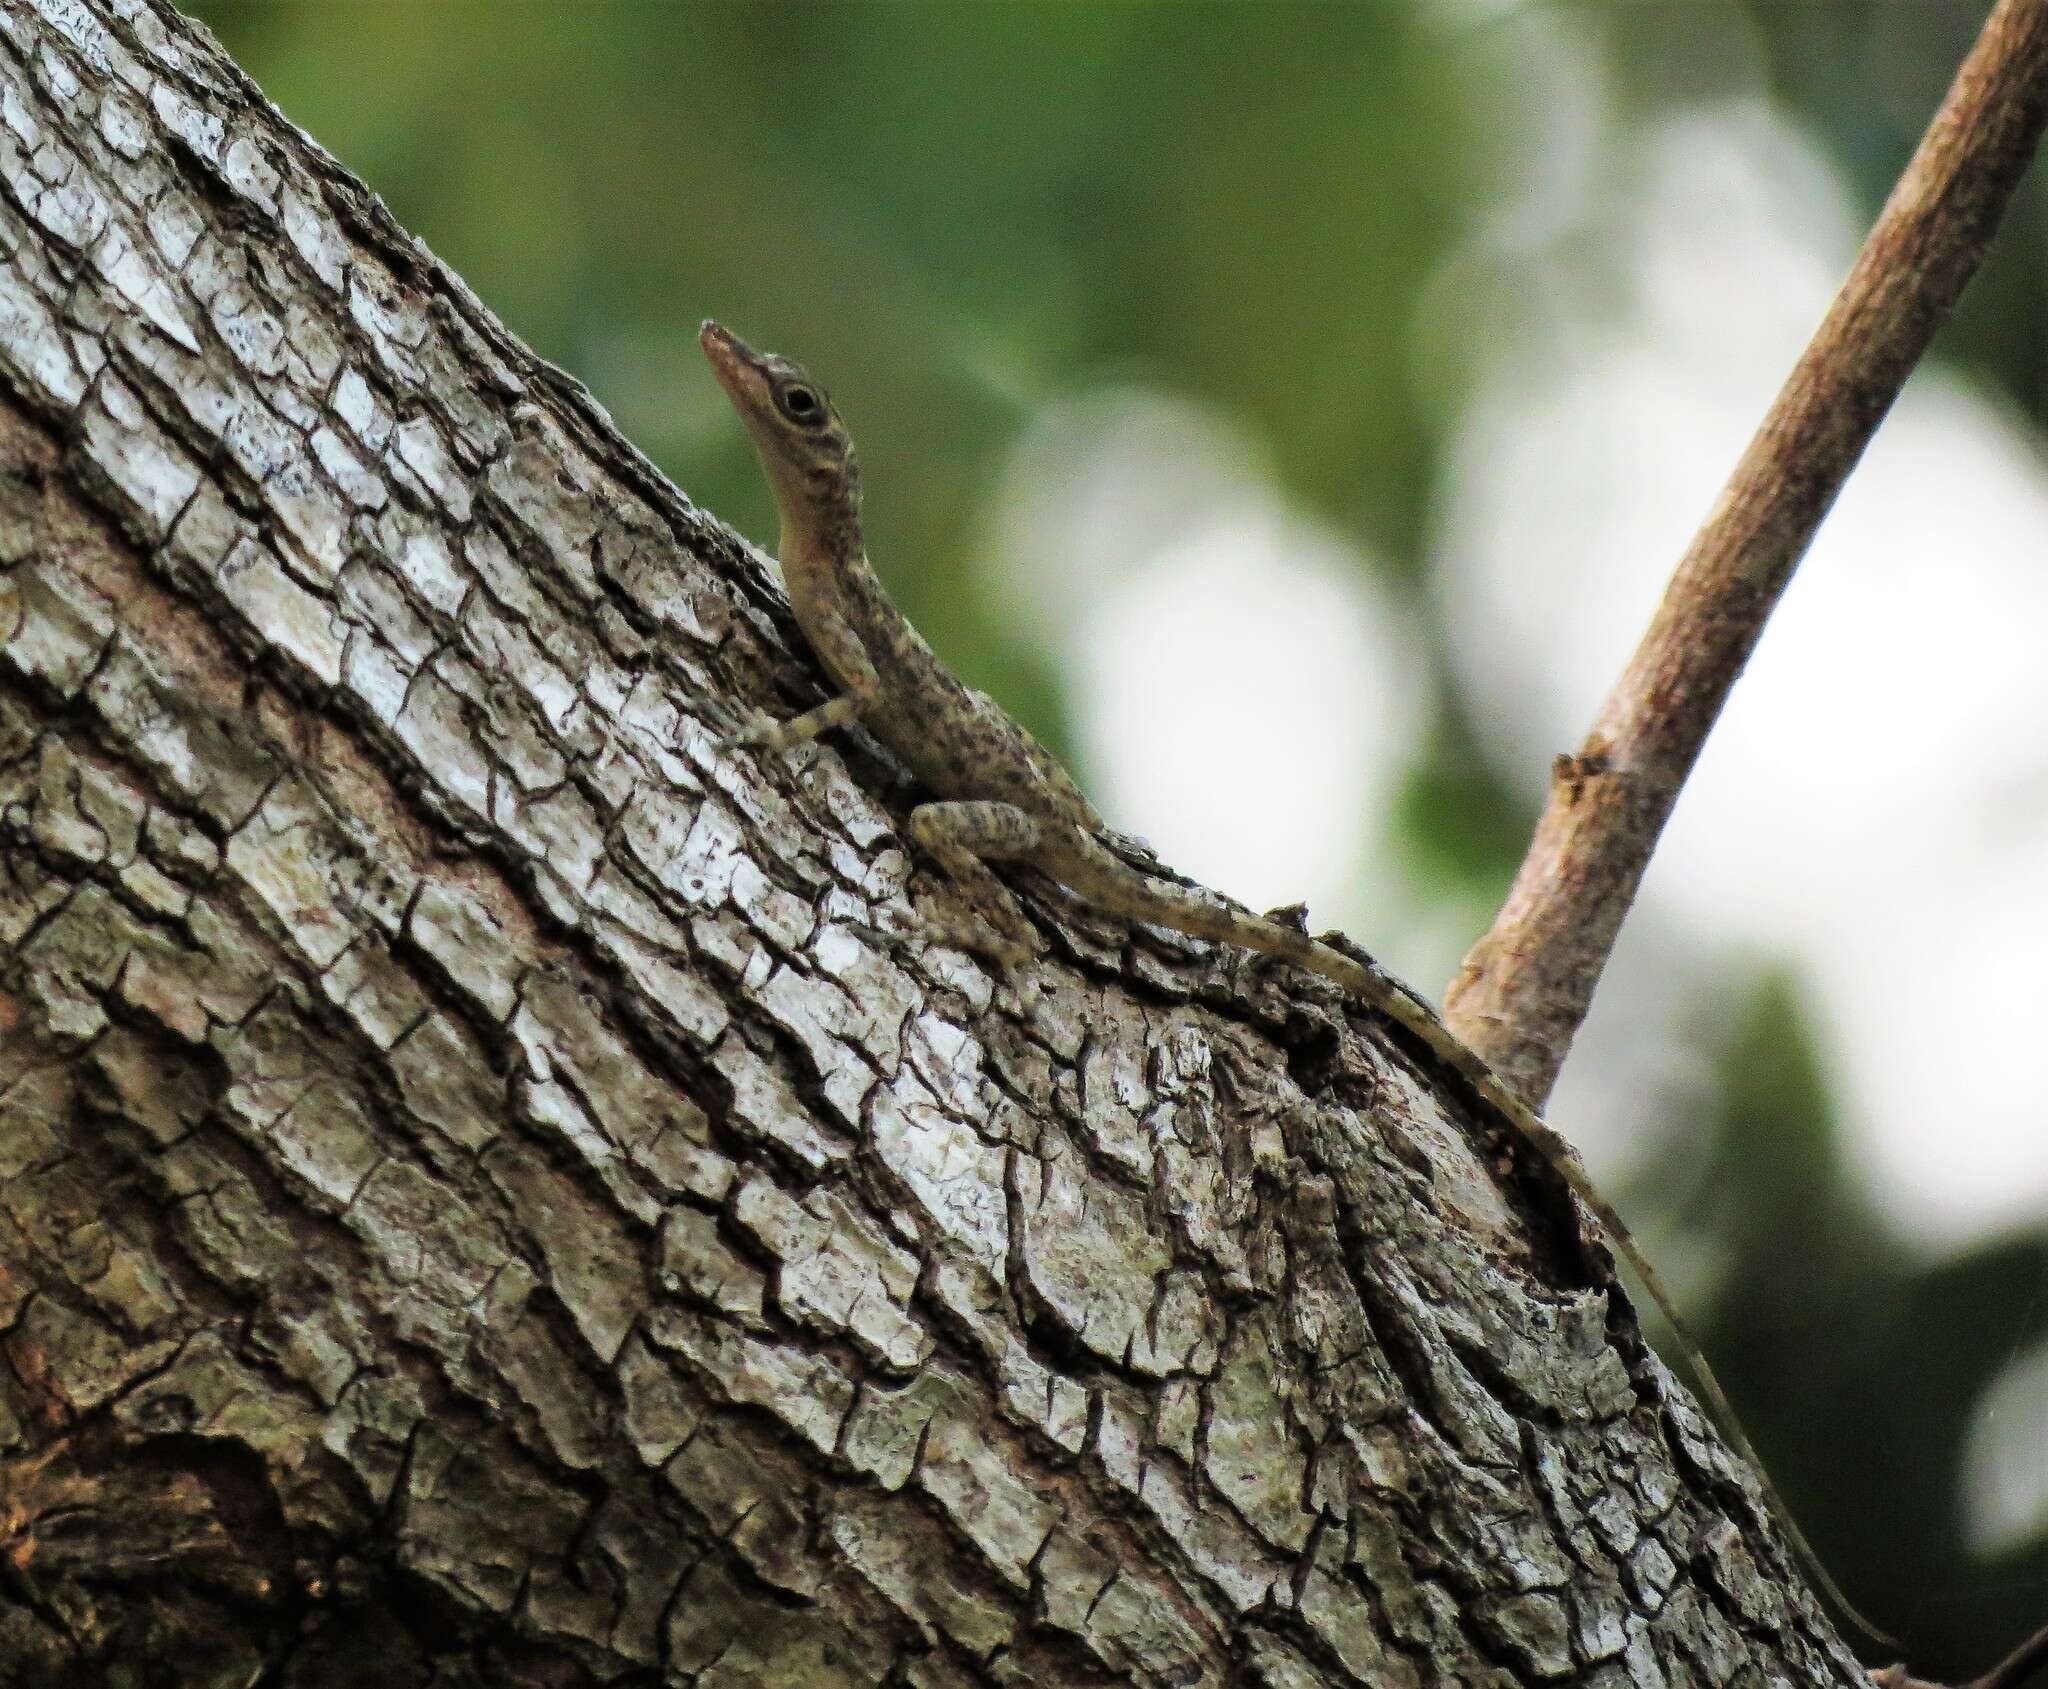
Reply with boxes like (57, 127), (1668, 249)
(1045, 834), (1895, 1648)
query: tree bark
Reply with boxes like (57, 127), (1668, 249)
(0, 2), (1868, 1684)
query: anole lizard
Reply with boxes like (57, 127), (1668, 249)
(699, 320), (1888, 1649)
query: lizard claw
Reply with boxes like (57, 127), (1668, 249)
(1261, 901), (1311, 933)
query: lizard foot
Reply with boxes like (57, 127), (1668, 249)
(716, 705), (788, 752)
(696, 696), (766, 744)
(891, 904), (1041, 1006)
(1236, 904), (1312, 981)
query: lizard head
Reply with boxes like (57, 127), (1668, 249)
(700, 321), (861, 563)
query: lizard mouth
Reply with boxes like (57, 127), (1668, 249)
(700, 320), (772, 410)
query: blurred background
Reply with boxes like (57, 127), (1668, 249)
(190, 0), (2048, 1669)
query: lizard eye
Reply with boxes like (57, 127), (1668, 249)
(777, 384), (823, 425)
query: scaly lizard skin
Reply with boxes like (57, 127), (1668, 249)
(699, 320), (1887, 1648)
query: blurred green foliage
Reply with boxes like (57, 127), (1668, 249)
(190, 1), (2048, 1671)
(195, 0), (1493, 785)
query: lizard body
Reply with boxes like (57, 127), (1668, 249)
(699, 320), (1885, 1647)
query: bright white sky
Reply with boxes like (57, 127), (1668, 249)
(981, 10), (2048, 1552)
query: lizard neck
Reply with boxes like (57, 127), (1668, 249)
(779, 530), (855, 615)
(775, 463), (868, 610)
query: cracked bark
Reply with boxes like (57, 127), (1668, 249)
(0, 3), (1870, 1685)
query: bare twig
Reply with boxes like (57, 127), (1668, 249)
(1443, 0), (2048, 1108)
(1980, 1623), (2048, 1689)
(1869, 1616), (2048, 1689)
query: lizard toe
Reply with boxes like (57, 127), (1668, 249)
(717, 706), (784, 752)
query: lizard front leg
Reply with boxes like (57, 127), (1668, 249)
(723, 604), (882, 751)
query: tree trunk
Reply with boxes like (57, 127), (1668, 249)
(0, 3), (1867, 1684)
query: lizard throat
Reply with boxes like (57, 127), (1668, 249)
(773, 468), (861, 575)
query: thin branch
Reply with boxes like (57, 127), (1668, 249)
(1980, 1622), (2048, 1689)
(1443, 0), (2048, 1108)
(1869, 1616), (2048, 1689)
